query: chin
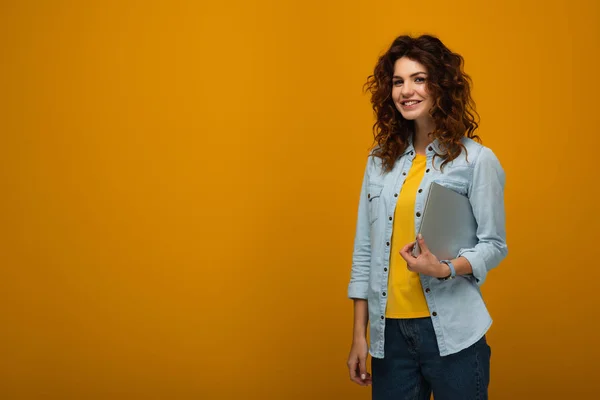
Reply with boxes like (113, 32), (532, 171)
(400, 112), (423, 121)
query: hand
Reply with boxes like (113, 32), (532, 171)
(347, 337), (372, 386)
(399, 234), (450, 278)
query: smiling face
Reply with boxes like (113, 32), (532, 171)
(392, 56), (434, 122)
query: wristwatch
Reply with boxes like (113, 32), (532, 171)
(438, 260), (456, 281)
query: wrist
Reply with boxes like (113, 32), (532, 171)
(438, 260), (456, 280)
(353, 332), (367, 343)
(353, 325), (367, 341)
(436, 262), (451, 278)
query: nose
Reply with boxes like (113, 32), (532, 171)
(401, 81), (414, 97)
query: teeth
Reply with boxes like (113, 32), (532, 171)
(403, 101), (420, 106)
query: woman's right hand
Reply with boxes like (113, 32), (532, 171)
(347, 337), (372, 386)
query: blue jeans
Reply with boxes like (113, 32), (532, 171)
(371, 318), (491, 400)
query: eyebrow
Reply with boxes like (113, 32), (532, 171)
(392, 72), (427, 79)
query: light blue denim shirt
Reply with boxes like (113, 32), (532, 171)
(347, 137), (507, 358)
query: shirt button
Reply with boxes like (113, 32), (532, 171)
(402, 172), (407, 176)
(426, 169), (430, 173)
(416, 212), (421, 217)
(368, 193), (371, 198)
(381, 316), (384, 320)
(425, 288), (430, 293)
(432, 312), (438, 317)
(428, 146), (433, 151)
(410, 151), (414, 155)
(394, 193), (398, 197)
(382, 292), (386, 296)
(389, 217), (392, 221)
(418, 189), (423, 193)
(384, 268), (388, 272)
(386, 242), (390, 246)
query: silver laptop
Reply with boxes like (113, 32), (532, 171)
(412, 182), (478, 260)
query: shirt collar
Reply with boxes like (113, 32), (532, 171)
(402, 136), (444, 157)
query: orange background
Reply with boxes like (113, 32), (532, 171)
(1, 1), (598, 399)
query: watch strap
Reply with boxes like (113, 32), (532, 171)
(439, 260), (456, 281)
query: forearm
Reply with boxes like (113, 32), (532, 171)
(352, 299), (369, 341)
(428, 255), (472, 278)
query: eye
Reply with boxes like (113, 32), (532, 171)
(415, 77), (426, 83)
(393, 80), (403, 86)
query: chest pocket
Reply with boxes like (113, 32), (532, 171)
(367, 184), (384, 225)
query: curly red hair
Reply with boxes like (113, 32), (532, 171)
(364, 34), (481, 172)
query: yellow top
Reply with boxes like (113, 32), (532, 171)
(385, 155), (430, 318)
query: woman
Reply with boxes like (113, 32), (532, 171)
(346, 34), (507, 400)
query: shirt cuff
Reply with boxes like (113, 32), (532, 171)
(458, 250), (488, 285)
(347, 282), (369, 299)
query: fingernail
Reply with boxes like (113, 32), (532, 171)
(361, 374), (366, 380)
(418, 233), (423, 239)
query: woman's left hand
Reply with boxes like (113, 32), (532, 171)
(399, 234), (450, 278)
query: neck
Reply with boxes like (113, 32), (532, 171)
(413, 117), (435, 155)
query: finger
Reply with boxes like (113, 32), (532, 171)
(359, 356), (368, 381)
(348, 358), (358, 380)
(348, 360), (365, 385)
(351, 369), (367, 385)
(362, 373), (373, 385)
(355, 365), (369, 386)
(355, 366), (372, 386)
(417, 233), (430, 254)
(401, 241), (415, 253)
(399, 244), (416, 268)
(399, 242), (415, 260)
(356, 370), (372, 386)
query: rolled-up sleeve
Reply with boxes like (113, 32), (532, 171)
(458, 147), (508, 285)
(347, 158), (372, 299)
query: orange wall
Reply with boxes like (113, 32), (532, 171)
(1, 1), (598, 399)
